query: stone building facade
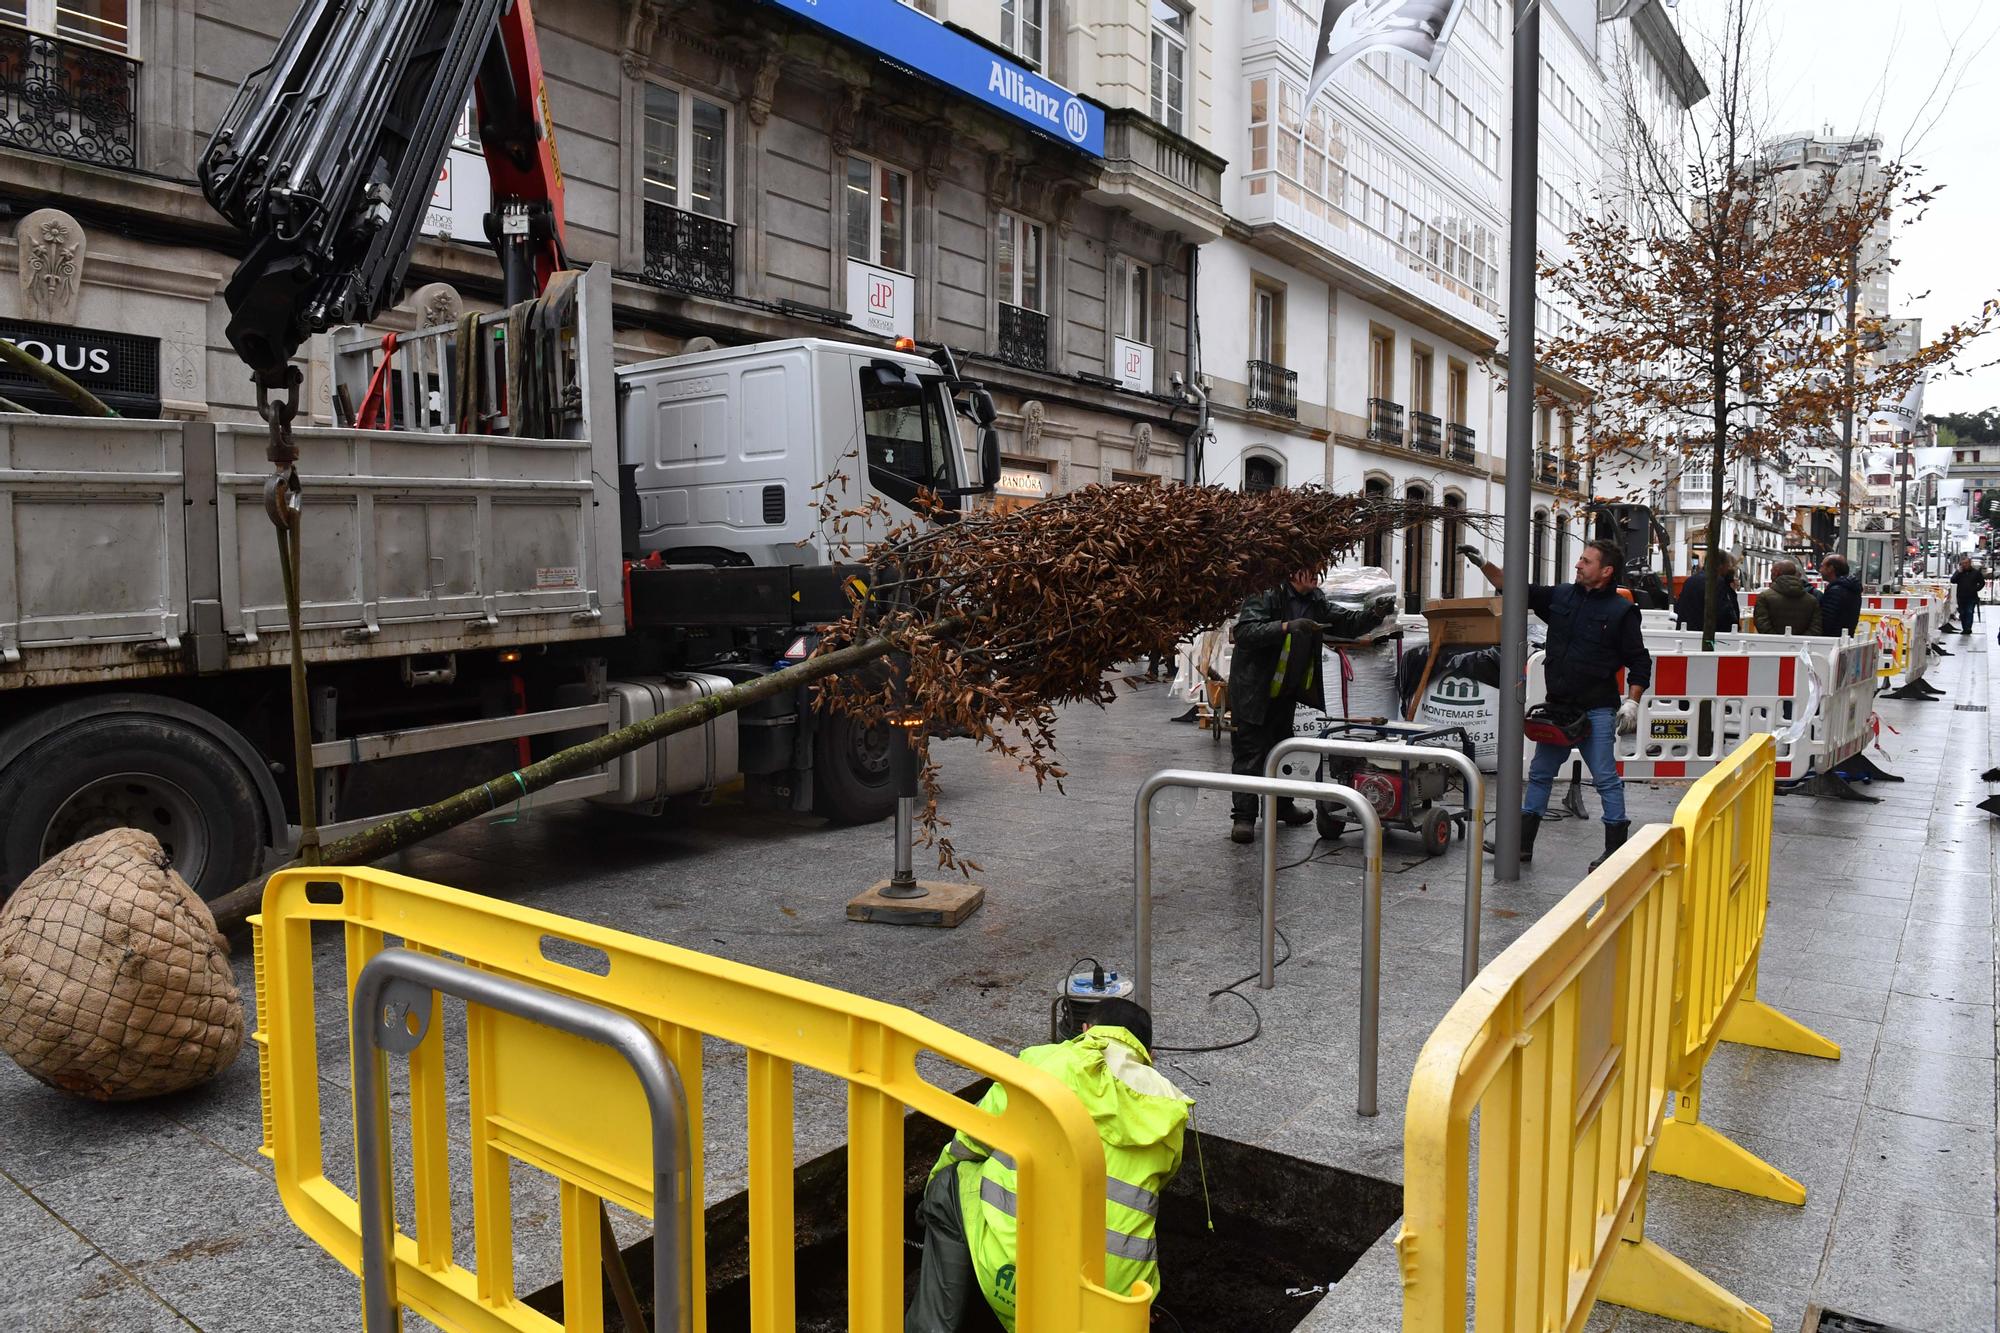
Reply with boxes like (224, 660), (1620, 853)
(0, 0), (1226, 499)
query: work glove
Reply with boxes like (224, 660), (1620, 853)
(1285, 618), (1321, 636)
(1457, 544), (1483, 563)
(1616, 698), (1640, 735)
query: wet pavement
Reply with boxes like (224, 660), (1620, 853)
(1, 639), (1994, 1332)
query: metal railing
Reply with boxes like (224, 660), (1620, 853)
(1562, 457), (1581, 490)
(1536, 450), (1558, 484)
(998, 302), (1049, 371)
(0, 25), (138, 169)
(1246, 359), (1298, 418)
(1448, 422), (1476, 463)
(641, 200), (735, 298)
(352, 949), (692, 1333)
(1131, 769), (1386, 1115)
(1368, 396), (1404, 445)
(1410, 410), (1443, 455)
(1265, 738), (1485, 987)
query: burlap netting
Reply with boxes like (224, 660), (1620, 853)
(0, 828), (244, 1100)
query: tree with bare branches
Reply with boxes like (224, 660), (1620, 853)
(1538, 0), (1995, 646)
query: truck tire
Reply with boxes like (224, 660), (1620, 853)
(813, 707), (897, 824)
(0, 714), (268, 904)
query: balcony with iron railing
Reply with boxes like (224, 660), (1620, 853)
(1561, 458), (1580, 491)
(0, 25), (138, 170)
(997, 302), (1049, 372)
(1246, 359), (1298, 419)
(1535, 450), (1558, 485)
(1368, 397), (1404, 446)
(641, 201), (736, 299)
(1410, 411), (1443, 456)
(1448, 422), (1476, 464)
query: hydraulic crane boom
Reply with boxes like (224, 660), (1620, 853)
(200, 0), (567, 377)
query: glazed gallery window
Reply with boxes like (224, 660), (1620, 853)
(845, 154), (909, 271)
(1002, 0), (1043, 69)
(1150, 1), (1188, 135)
(643, 83), (729, 218)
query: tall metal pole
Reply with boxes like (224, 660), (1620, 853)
(1834, 243), (1860, 554)
(1896, 446), (1909, 584)
(1494, 0), (1540, 879)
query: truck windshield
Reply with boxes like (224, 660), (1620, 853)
(860, 368), (959, 511)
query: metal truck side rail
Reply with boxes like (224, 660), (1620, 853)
(351, 948), (693, 1333)
(1132, 769), (1384, 1116)
(1264, 738), (1486, 987)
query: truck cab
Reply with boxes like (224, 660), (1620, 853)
(620, 339), (1000, 566)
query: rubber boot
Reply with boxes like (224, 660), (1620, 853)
(1230, 817), (1255, 844)
(1589, 820), (1632, 869)
(1483, 812), (1540, 862)
(1276, 801), (1314, 827)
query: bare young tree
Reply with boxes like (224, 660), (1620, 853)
(1539, 0), (1995, 646)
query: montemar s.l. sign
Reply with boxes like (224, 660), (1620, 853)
(762, 0), (1105, 157)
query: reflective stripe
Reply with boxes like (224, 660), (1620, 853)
(1105, 1228), (1158, 1263)
(979, 1175), (1018, 1217)
(1105, 1177), (1159, 1217)
(947, 1139), (987, 1164)
(989, 1147), (1016, 1171)
(1269, 633), (1292, 697)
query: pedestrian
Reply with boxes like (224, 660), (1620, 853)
(1460, 539), (1652, 867)
(1950, 556), (1985, 636)
(1816, 554), (1863, 637)
(1674, 550), (1740, 633)
(1225, 566), (1397, 843)
(1752, 560), (1823, 636)
(906, 998), (1191, 1333)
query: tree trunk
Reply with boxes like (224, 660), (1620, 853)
(205, 633), (899, 934)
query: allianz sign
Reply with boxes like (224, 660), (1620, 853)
(987, 62), (1090, 145)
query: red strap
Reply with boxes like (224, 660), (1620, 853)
(354, 331), (400, 430)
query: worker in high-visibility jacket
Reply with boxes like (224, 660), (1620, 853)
(906, 999), (1193, 1332)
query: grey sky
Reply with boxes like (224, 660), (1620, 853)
(1674, 0), (2000, 416)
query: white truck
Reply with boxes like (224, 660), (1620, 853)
(0, 264), (1001, 898)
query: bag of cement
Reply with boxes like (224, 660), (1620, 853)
(1323, 639), (1402, 720)
(1411, 645), (1505, 772)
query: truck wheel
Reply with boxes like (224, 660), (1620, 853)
(0, 715), (267, 903)
(813, 708), (897, 824)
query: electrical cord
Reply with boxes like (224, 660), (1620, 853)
(1150, 837), (1342, 1054)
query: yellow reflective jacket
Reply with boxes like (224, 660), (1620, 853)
(927, 1026), (1193, 1330)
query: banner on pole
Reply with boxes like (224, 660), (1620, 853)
(1305, 0), (1469, 105)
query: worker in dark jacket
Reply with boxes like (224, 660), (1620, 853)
(1462, 539), (1653, 867)
(1753, 561), (1822, 635)
(1226, 569), (1396, 843)
(1675, 552), (1740, 633)
(1951, 557), (1985, 635)
(1817, 555), (1863, 637)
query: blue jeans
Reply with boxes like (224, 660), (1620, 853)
(1525, 705), (1625, 824)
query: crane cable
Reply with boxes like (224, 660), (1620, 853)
(256, 363), (320, 866)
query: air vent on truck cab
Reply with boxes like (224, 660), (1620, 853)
(762, 485), (785, 525)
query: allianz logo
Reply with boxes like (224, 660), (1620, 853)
(988, 63), (1089, 143)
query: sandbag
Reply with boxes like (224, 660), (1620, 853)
(0, 828), (244, 1101)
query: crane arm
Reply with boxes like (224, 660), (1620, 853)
(200, 0), (567, 378)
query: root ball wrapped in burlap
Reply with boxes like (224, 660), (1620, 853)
(0, 829), (244, 1100)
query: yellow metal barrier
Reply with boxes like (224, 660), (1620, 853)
(1653, 735), (1840, 1204)
(252, 868), (1151, 1333)
(1856, 611), (1904, 682)
(1397, 825), (1770, 1333)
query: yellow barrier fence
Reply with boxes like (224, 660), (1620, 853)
(1653, 734), (1840, 1204)
(1397, 825), (1770, 1333)
(252, 868), (1152, 1333)
(1856, 611), (1905, 683)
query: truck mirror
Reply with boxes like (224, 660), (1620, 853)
(970, 387), (998, 427)
(979, 426), (1002, 492)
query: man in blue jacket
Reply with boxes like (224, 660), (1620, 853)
(1816, 555), (1863, 637)
(1460, 539), (1652, 867)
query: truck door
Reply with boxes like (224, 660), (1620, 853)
(856, 361), (964, 520)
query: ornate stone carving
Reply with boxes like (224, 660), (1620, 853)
(620, 0), (666, 77)
(830, 81), (866, 161)
(1020, 400), (1046, 455)
(1133, 422), (1153, 470)
(167, 344), (199, 396)
(409, 282), (464, 329)
(17, 209), (85, 325)
(747, 43), (784, 127)
(1048, 180), (1084, 238)
(984, 152), (1020, 209)
(921, 125), (953, 191)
